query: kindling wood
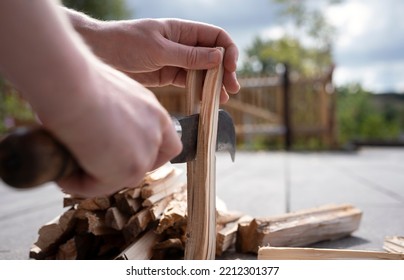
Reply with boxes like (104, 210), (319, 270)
(184, 47), (225, 260)
(258, 247), (404, 260)
(237, 204), (362, 254)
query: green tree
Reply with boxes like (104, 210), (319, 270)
(240, 0), (340, 77)
(62, 0), (131, 20)
(336, 84), (400, 145)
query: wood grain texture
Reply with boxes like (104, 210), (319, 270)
(258, 247), (404, 260)
(237, 204), (362, 254)
(184, 48), (225, 260)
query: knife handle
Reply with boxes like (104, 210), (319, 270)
(0, 126), (79, 189)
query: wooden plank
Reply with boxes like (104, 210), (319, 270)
(184, 48), (224, 260)
(384, 236), (404, 254)
(236, 204), (362, 254)
(258, 247), (404, 260)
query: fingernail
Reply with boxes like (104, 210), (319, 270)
(208, 49), (221, 65)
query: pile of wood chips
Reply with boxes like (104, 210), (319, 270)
(32, 163), (399, 260)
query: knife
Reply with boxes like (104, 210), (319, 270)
(0, 110), (236, 189)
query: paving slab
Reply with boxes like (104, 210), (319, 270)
(0, 148), (403, 259)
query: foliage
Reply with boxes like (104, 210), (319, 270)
(62, 0), (131, 20)
(336, 84), (401, 145)
(0, 80), (35, 133)
(240, 36), (332, 76)
(240, 0), (339, 77)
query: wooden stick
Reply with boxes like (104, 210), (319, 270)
(258, 247), (404, 260)
(216, 215), (252, 256)
(384, 236), (404, 254)
(237, 204), (362, 254)
(105, 207), (128, 230)
(184, 48), (224, 260)
(115, 230), (161, 260)
(30, 209), (76, 259)
(155, 191), (187, 234)
(141, 168), (183, 198)
(142, 182), (185, 207)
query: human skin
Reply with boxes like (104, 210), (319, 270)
(64, 8), (240, 103)
(0, 1), (239, 197)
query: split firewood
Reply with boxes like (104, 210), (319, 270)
(155, 190), (187, 235)
(64, 196), (111, 211)
(141, 168), (183, 198)
(141, 163), (176, 186)
(384, 236), (404, 254)
(216, 209), (244, 225)
(56, 238), (77, 260)
(185, 48), (225, 260)
(123, 207), (152, 243)
(216, 215), (252, 256)
(114, 192), (142, 215)
(29, 209), (76, 259)
(236, 204), (362, 254)
(149, 194), (174, 220)
(105, 207), (129, 231)
(154, 238), (184, 251)
(115, 230), (161, 260)
(142, 182), (186, 207)
(74, 209), (117, 236)
(258, 247), (404, 260)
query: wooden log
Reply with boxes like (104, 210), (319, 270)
(185, 48), (224, 260)
(258, 247), (404, 260)
(115, 230), (161, 260)
(384, 236), (404, 254)
(236, 204), (362, 254)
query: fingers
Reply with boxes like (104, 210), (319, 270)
(163, 39), (240, 95)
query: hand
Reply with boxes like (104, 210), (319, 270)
(70, 16), (240, 102)
(42, 60), (182, 197)
(1, 1), (182, 198)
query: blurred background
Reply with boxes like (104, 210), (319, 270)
(1, 0), (404, 151)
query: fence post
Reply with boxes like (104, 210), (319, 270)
(279, 63), (292, 150)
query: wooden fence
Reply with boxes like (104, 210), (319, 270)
(150, 65), (337, 150)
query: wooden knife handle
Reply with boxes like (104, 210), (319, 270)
(0, 126), (79, 189)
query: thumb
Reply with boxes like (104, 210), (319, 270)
(164, 42), (222, 69)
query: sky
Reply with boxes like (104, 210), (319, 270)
(126, 0), (404, 93)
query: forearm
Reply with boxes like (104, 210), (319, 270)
(0, 0), (95, 125)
